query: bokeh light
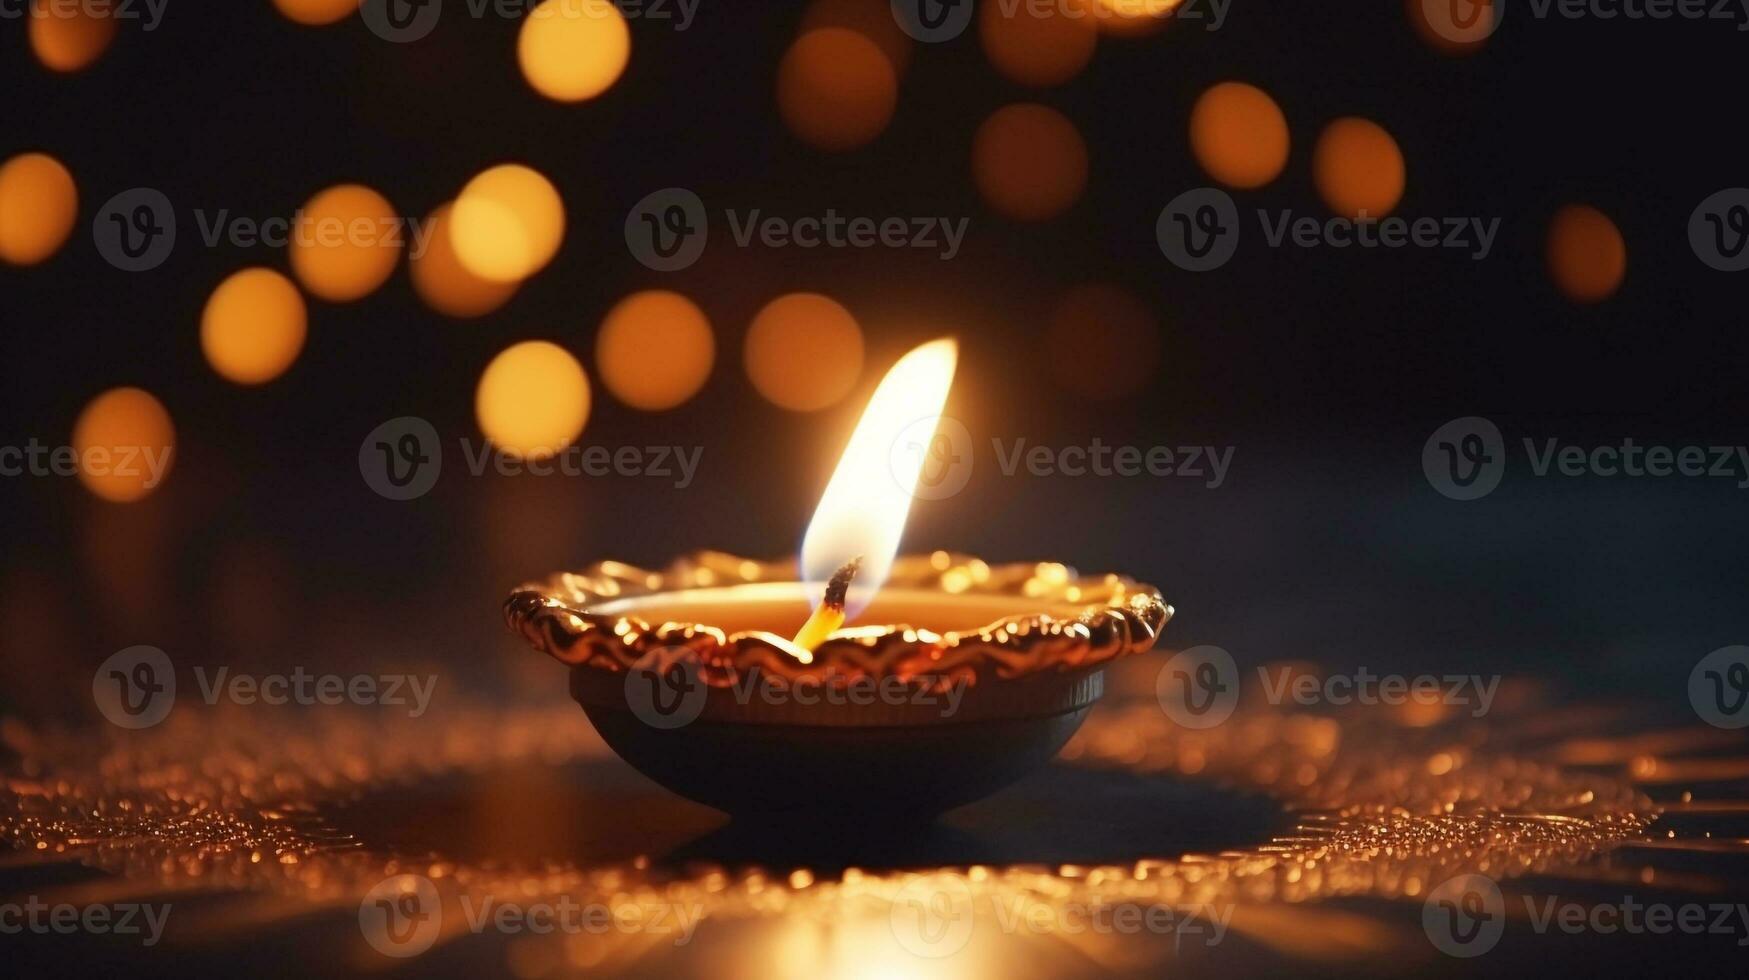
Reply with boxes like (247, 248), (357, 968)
(201, 268), (308, 385)
(1312, 117), (1405, 219)
(476, 341), (591, 459)
(972, 104), (1088, 222)
(595, 290), (715, 411)
(1406, 0), (1498, 55)
(979, 0), (1097, 87)
(744, 293), (865, 412)
(1092, 0), (1182, 36)
(800, 0), (912, 75)
(1189, 81), (1290, 189)
(71, 387), (176, 503)
(518, 0), (631, 103)
(409, 203), (520, 318)
(452, 164), (565, 284)
(288, 183), (402, 302)
(29, 0), (118, 72)
(272, 0), (358, 26)
(0, 152), (78, 266)
(1044, 283), (1161, 400)
(1546, 204), (1626, 304)
(776, 28), (897, 152)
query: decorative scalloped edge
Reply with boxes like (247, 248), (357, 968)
(504, 551), (1173, 688)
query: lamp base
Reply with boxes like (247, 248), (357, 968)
(574, 668), (1102, 821)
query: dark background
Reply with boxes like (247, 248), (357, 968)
(3, 3), (1747, 722)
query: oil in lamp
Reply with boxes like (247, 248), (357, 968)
(505, 339), (1173, 820)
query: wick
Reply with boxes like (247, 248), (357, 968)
(791, 556), (862, 653)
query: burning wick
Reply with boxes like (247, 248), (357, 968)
(791, 557), (861, 652)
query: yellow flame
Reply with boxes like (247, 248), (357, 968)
(800, 338), (957, 618)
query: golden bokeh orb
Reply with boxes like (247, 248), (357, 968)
(1546, 204), (1626, 304)
(1044, 283), (1161, 400)
(777, 28), (898, 152)
(0, 152), (78, 266)
(29, 0), (118, 72)
(596, 290), (715, 411)
(744, 293), (865, 412)
(272, 0), (359, 26)
(409, 203), (520, 318)
(801, 0), (912, 75)
(518, 0), (632, 103)
(980, 0), (1097, 87)
(1093, 0), (1181, 36)
(1312, 117), (1406, 219)
(72, 387), (176, 503)
(451, 164), (565, 284)
(1189, 81), (1290, 189)
(201, 268), (309, 385)
(972, 104), (1088, 222)
(476, 341), (591, 459)
(288, 183), (402, 302)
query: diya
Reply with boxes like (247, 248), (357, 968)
(505, 340), (1173, 819)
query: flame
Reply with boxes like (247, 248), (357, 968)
(800, 338), (958, 618)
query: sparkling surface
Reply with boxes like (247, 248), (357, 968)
(8, 655), (1742, 974)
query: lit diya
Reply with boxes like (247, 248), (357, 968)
(505, 340), (1173, 819)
